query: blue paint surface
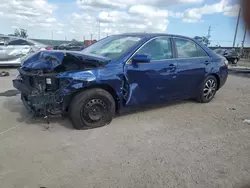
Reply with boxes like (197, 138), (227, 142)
(18, 33), (228, 112)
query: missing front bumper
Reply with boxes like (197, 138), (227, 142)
(13, 79), (32, 96)
(13, 79), (62, 116)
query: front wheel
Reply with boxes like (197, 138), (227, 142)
(69, 88), (115, 129)
(196, 75), (218, 103)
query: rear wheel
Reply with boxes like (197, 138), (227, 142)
(69, 88), (115, 129)
(196, 75), (218, 103)
(233, 58), (238, 65)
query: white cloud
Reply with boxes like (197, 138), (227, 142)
(70, 28), (77, 34)
(77, 0), (203, 10)
(182, 0), (240, 23)
(73, 0), (204, 39)
(169, 11), (184, 18)
(45, 18), (57, 23)
(179, 0), (203, 2)
(56, 30), (63, 34)
(223, 4), (240, 17)
(0, 0), (63, 35)
(96, 6), (169, 34)
(0, 0), (239, 40)
(129, 5), (168, 18)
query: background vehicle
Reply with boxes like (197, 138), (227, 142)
(214, 48), (240, 65)
(13, 33), (228, 129)
(0, 35), (49, 66)
(54, 41), (86, 51)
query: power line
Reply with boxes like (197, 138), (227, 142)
(242, 25), (247, 48)
(233, 7), (241, 47)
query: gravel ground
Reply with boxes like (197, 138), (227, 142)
(0, 69), (250, 188)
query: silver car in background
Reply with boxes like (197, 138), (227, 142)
(0, 35), (48, 66)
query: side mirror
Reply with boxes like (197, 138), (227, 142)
(132, 54), (151, 64)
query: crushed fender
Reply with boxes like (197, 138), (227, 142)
(13, 50), (110, 122)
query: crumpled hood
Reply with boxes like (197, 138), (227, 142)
(20, 50), (110, 71)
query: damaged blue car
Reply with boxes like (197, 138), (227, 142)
(13, 33), (228, 129)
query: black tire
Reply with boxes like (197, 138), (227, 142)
(68, 88), (115, 129)
(232, 58), (238, 65)
(196, 75), (218, 103)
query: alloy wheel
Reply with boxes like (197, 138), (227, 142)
(203, 79), (216, 100)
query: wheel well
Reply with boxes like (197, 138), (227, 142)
(210, 74), (220, 90)
(64, 84), (120, 113)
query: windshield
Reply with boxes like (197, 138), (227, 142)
(82, 35), (142, 60)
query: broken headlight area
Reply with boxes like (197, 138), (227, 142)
(13, 68), (64, 117)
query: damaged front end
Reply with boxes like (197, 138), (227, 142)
(13, 50), (109, 118)
(13, 69), (63, 117)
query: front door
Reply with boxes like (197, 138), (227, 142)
(124, 36), (178, 107)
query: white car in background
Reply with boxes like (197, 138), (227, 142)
(0, 35), (50, 66)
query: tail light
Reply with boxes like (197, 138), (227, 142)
(45, 46), (52, 50)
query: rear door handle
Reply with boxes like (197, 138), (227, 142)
(204, 60), (210, 65)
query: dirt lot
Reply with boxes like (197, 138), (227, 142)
(0, 69), (250, 188)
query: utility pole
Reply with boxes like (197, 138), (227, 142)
(241, 25), (247, 57)
(233, 7), (241, 48)
(51, 31), (54, 40)
(83, 35), (85, 41)
(207, 26), (211, 39)
(98, 20), (101, 40)
(90, 33), (93, 41)
(242, 25), (247, 48)
(206, 26), (211, 46)
(65, 36), (67, 41)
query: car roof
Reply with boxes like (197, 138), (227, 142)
(0, 34), (45, 45)
(117, 33), (194, 40)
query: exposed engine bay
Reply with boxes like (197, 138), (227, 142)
(13, 50), (109, 122)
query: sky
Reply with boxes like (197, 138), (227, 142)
(0, 0), (248, 47)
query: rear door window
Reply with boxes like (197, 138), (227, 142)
(175, 38), (208, 58)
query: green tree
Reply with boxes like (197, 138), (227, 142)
(194, 36), (210, 46)
(14, 28), (28, 38)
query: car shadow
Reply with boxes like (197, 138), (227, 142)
(236, 183), (250, 188)
(2, 95), (73, 129)
(115, 99), (195, 119)
(3, 94), (196, 130)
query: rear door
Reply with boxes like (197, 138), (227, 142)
(6, 39), (31, 59)
(124, 36), (178, 106)
(173, 37), (210, 98)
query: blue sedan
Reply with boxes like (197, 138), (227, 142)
(13, 33), (228, 129)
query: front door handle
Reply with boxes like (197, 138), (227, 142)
(169, 64), (176, 71)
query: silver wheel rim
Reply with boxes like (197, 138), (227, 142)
(234, 59), (237, 63)
(204, 79), (216, 100)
